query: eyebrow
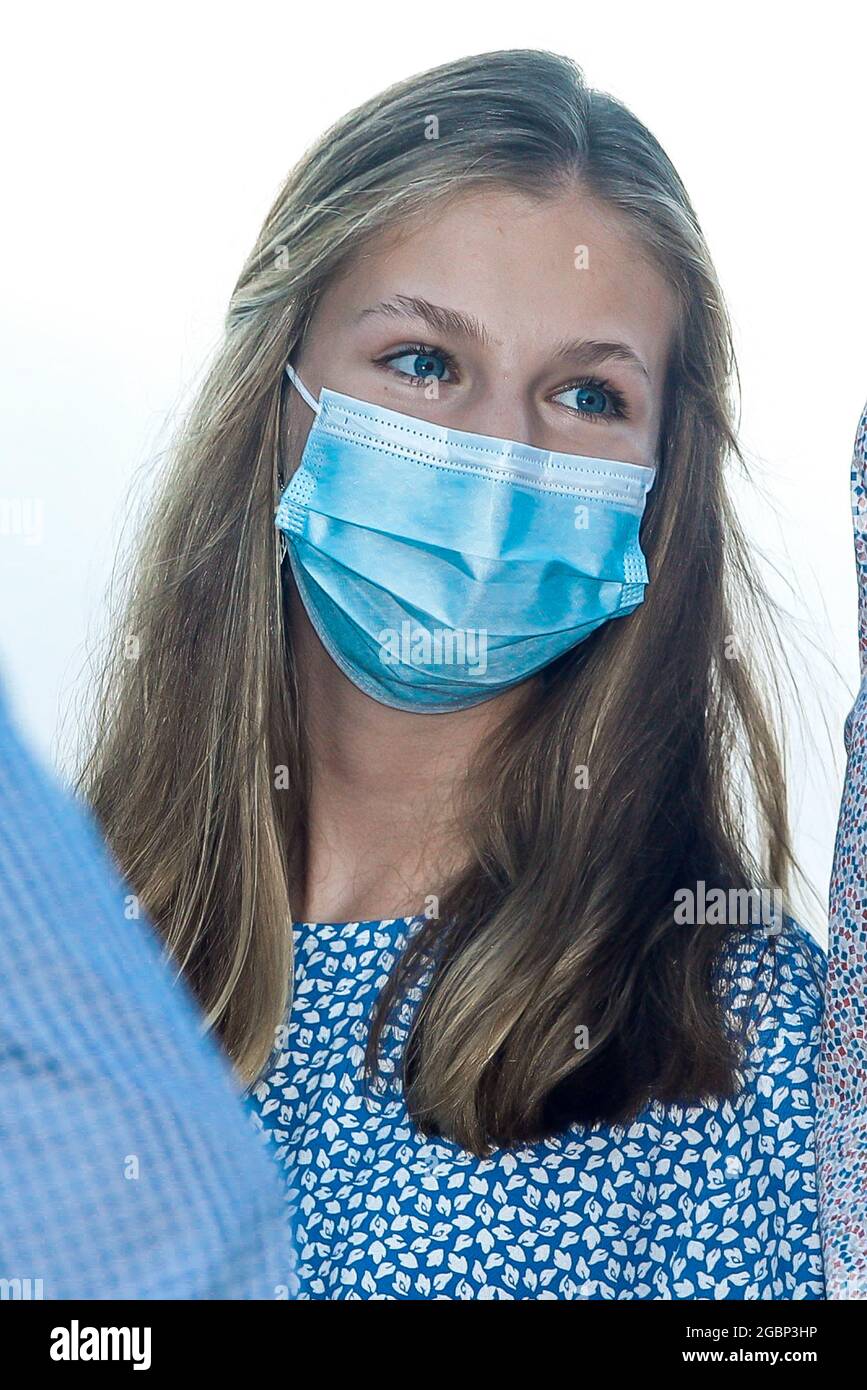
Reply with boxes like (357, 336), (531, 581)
(550, 337), (650, 381)
(356, 294), (493, 347)
(356, 295), (650, 380)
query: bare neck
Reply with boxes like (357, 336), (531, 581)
(291, 603), (528, 924)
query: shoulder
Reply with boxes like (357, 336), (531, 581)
(716, 916), (826, 1075)
(717, 915), (825, 1004)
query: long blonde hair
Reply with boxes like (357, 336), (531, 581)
(80, 49), (802, 1153)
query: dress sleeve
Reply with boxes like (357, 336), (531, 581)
(817, 396), (867, 1300)
(685, 919), (823, 1299)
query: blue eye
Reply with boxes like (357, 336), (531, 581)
(386, 349), (452, 382)
(555, 383), (613, 417)
(555, 378), (630, 419)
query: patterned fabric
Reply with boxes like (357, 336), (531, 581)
(250, 914), (826, 1300)
(817, 397), (867, 1299)
(0, 678), (292, 1299)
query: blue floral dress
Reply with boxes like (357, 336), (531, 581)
(248, 915), (826, 1299)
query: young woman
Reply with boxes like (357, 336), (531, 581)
(81, 49), (826, 1300)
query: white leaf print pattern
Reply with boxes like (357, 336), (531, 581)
(247, 916), (826, 1300)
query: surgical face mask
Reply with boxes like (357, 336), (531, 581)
(275, 363), (656, 713)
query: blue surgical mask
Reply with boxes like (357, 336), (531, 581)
(276, 364), (656, 713)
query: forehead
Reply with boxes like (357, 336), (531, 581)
(325, 185), (679, 382)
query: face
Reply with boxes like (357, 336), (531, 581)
(288, 185), (678, 472)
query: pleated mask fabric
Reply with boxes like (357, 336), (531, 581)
(276, 365), (656, 712)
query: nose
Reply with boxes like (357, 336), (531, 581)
(451, 379), (541, 450)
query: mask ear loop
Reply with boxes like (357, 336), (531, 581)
(278, 363), (322, 565)
(285, 362), (322, 414)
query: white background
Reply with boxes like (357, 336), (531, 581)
(2, 1), (866, 937)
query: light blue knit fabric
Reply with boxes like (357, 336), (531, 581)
(0, 680), (291, 1299)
